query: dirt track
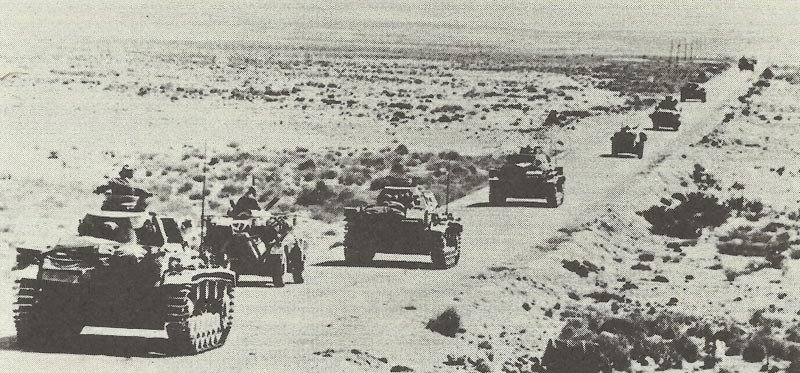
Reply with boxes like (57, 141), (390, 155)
(0, 68), (759, 372)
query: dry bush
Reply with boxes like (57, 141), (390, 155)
(640, 192), (730, 239)
(426, 307), (462, 337)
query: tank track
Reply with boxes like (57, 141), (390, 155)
(14, 278), (84, 348)
(165, 280), (234, 355)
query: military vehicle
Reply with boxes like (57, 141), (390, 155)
(13, 193), (235, 354)
(738, 57), (756, 71)
(343, 180), (462, 269)
(650, 97), (682, 131)
(680, 82), (707, 102)
(611, 128), (647, 158)
(203, 208), (307, 287)
(488, 146), (565, 207)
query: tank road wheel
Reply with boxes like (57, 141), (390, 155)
(431, 232), (460, 269)
(165, 280), (234, 355)
(14, 279), (84, 349)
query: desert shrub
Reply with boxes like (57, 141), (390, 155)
(562, 260), (599, 277)
(726, 197), (767, 220)
(742, 339), (767, 362)
(787, 324), (800, 343)
(717, 225), (792, 260)
(426, 307), (462, 337)
(672, 334), (701, 363)
(640, 192), (730, 239)
(219, 183), (244, 198)
(177, 182), (193, 194)
(296, 181), (335, 206)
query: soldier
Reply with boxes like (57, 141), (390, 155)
(95, 165), (151, 196)
(532, 146), (553, 171)
(231, 187), (261, 217)
(658, 95), (678, 110)
(620, 125), (637, 144)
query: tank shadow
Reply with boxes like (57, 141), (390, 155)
(0, 333), (174, 357)
(645, 127), (678, 132)
(599, 153), (638, 158)
(313, 259), (434, 270)
(466, 201), (550, 208)
(237, 279), (291, 288)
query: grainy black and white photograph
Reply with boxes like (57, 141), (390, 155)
(2, 1), (800, 372)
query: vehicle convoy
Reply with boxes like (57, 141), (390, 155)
(488, 146), (565, 207)
(14, 188), (235, 354)
(202, 198), (307, 287)
(680, 82), (707, 102)
(611, 126), (647, 158)
(738, 56), (756, 71)
(343, 180), (462, 269)
(649, 96), (682, 131)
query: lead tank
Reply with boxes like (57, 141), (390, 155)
(13, 193), (235, 354)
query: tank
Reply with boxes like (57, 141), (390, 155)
(13, 196), (235, 354)
(488, 148), (566, 207)
(680, 83), (706, 102)
(650, 109), (681, 130)
(611, 129), (647, 158)
(203, 211), (307, 287)
(343, 181), (462, 269)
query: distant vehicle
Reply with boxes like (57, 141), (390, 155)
(488, 146), (566, 207)
(738, 56), (756, 71)
(680, 83), (706, 102)
(610, 127), (647, 158)
(203, 209), (306, 287)
(650, 109), (681, 131)
(343, 180), (462, 269)
(14, 195), (235, 354)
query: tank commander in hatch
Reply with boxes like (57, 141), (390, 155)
(532, 146), (553, 171)
(94, 165), (152, 197)
(231, 187), (261, 217)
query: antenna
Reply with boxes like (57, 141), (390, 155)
(445, 161), (451, 215)
(200, 142), (208, 248)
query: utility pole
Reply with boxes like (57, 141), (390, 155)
(684, 39), (688, 62)
(669, 40), (674, 65)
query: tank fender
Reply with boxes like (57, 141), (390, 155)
(161, 269), (236, 286)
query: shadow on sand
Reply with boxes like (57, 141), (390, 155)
(0, 333), (174, 358)
(314, 259), (435, 270)
(644, 127), (678, 132)
(599, 153), (639, 159)
(466, 201), (550, 208)
(237, 279), (303, 288)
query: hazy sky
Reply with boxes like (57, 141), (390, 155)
(3, 1), (798, 58)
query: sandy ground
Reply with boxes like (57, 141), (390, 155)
(0, 59), (775, 372)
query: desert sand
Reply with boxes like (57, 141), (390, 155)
(3, 2), (800, 373)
